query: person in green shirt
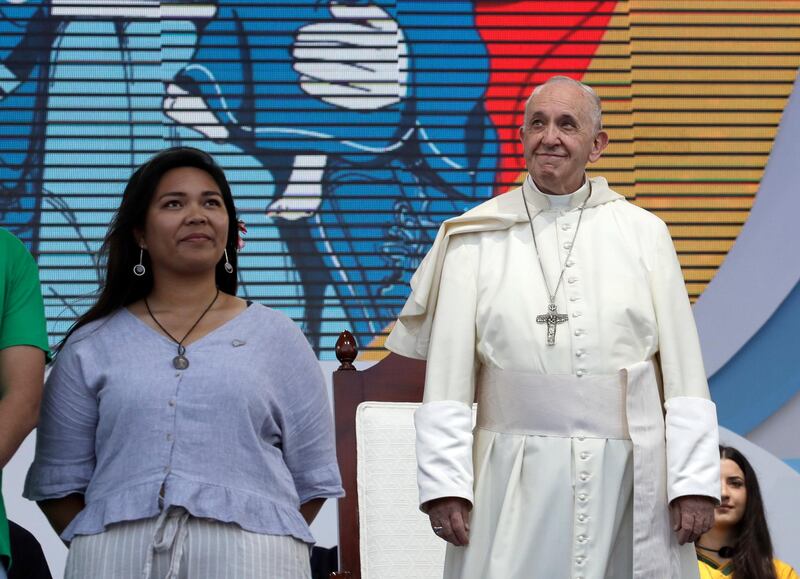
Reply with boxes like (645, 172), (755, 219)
(0, 228), (49, 577)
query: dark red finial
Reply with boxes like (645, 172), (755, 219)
(335, 330), (358, 371)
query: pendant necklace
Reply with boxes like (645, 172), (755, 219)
(144, 287), (220, 369)
(522, 177), (592, 346)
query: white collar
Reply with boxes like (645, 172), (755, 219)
(524, 175), (591, 210)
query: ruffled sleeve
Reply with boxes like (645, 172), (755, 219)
(276, 322), (344, 504)
(24, 340), (97, 501)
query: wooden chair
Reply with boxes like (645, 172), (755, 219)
(329, 331), (447, 579)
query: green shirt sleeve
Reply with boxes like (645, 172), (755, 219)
(0, 229), (49, 569)
(0, 229), (49, 355)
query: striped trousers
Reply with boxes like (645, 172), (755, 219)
(65, 507), (312, 579)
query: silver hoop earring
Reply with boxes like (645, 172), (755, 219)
(223, 248), (233, 274)
(133, 247), (146, 277)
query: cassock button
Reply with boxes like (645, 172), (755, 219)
(577, 514), (587, 522)
(568, 276), (578, 284)
(577, 534), (588, 543)
(580, 451), (590, 460)
(575, 349), (586, 357)
(566, 260), (575, 267)
(576, 369), (586, 377)
(572, 311), (582, 318)
(579, 472), (590, 481)
(563, 241), (573, 249)
(562, 223), (572, 231)
(578, 493), (588, 502)
(569, 296), (580, 302)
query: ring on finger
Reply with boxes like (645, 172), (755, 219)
(432, 526), (444, 535)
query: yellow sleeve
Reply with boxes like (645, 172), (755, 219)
(775, 559), (799, 579)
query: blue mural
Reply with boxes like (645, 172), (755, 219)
(0, 1), (498, 355)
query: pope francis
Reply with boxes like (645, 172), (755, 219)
(385, 76), (721, 579)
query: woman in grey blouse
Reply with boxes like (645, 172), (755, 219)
(24, 148), (343, 579)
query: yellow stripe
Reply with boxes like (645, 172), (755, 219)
(634, 26), (800, 38)
(650, 211), (750, 224)
(636, 155), (770, 168)
(635, 40), (800, 52)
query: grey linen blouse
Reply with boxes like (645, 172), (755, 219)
(24, 303), (343, 543)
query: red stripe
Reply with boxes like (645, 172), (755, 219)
(475, 1), (618, 193)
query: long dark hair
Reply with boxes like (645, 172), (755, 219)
(720, 445), (777, 579)
(62, 147), (239, 345)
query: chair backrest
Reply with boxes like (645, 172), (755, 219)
(331, 332), (446, 579)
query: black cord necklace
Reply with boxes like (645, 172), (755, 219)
(696, 544), (736, 559)
(145, 287), (220, 370)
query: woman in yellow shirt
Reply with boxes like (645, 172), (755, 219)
(696, 446), (797, 579)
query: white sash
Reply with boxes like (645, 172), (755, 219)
(478, 366), (629, 440)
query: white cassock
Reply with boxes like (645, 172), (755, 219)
(386, 176), (721, 579)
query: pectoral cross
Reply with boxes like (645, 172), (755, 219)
(536, 302), (569, 346)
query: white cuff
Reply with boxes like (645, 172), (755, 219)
(415, 400), (474, 510)
(664, 396), (721, 503)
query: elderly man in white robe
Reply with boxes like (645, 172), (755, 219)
(385, 76), (721, 579)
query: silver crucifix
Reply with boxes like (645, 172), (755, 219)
(536, 302), (569, 346)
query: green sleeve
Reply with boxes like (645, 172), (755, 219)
(0, 233), (49, 355)
(0, 231), (50, 569)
